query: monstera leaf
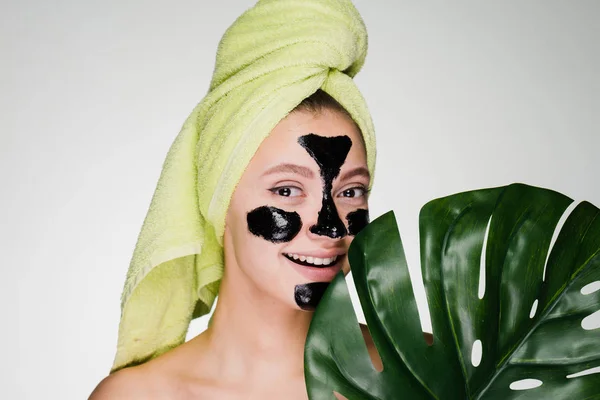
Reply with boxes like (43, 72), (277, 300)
(305, 183), (600, 399)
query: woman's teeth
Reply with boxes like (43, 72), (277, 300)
(285, 253), (338, 266)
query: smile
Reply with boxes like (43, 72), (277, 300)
(284, 253), (339, 267)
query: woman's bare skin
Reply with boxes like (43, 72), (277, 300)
(90, 109), (394, 399)
(91, 327), (438, 399)
(90, 324), (382, 400)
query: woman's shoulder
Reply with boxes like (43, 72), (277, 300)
(88, 338), (217, 400)
(88, 357), (185, 400)
(88, 365), (158, 400)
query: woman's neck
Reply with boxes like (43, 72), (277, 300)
(189, 268), (313, 385)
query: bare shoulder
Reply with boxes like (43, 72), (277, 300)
(88, 338), (217, 400)
(88, 365), (164, 400)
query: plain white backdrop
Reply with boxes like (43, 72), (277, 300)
(2, 1), (599, 399)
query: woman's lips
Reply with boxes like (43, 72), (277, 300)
(283, 253), (344, 281)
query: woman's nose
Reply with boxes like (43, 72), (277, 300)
(308, 197), (347, 240)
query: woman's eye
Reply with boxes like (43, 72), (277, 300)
(270, 186), (303, 197)
(339, 187), (366, 198)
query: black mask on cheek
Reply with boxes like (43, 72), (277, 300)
(298, 134), (352, 239)
(346, 208), (369, 236)
(247, 206), (302, 242)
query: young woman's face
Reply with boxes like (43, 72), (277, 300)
(224, 109), (370, 311)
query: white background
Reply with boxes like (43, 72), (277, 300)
(2, 1), (599, 399)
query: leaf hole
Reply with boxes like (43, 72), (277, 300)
(423, 331), (434, 346)
(471, 339), (482, 367)
(478, 216), (492, 299)
(542, 201), (579, 281)
(509, 379), (543, 390)
(359, 324), (384, 372)
(346, 273), (384, 372)
(346, 271), (367, 325)
(566, 366), (600, 379)
(581, 310), (600, 330)
(581, 281), (600, 295)
(529, 299), (539, 319)
(333, 391), (348, 400)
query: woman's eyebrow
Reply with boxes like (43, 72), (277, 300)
(262, 163), (315, 179)
(339, 167), (370, 182)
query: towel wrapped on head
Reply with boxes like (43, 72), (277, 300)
(112, 0), (376, 372)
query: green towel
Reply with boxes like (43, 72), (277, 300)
(112, 0), (377, 372)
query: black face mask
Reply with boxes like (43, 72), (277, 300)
(246, 133), (369, 311)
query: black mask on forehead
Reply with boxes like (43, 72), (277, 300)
(298, 133), (351, 239)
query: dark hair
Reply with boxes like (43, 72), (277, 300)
(294, 89), (356, 125)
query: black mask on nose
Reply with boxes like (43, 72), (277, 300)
(298, 133), (351, 239)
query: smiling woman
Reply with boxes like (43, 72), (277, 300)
(90, 92), (379, 400)
(227, 95), (369, 312)
(88, 0), (380, 398)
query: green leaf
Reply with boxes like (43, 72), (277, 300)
(305, 183), (600, 399)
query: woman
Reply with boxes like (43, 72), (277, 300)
(91, 0), (380, 398)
